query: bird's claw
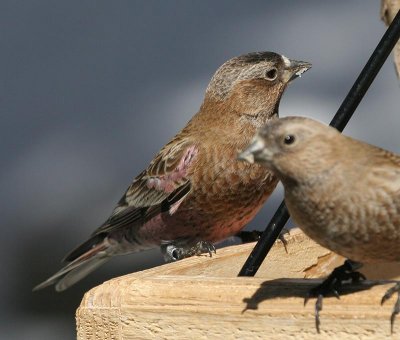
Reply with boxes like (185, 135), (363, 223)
(305, 260), (364, 333)
(278, 227), (290, 253)
(161, 241), (216, 262)
(192, 240), (216, 257)
(381, 282), (400, 334)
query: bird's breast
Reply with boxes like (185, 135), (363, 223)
(186, 144), (278, 217)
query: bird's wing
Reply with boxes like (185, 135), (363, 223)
(367, 150), (400, 238)
(93, 139), (198, 235)
(367, 148), (400, 194)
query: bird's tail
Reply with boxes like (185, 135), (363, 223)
(33, 233), (113, 292)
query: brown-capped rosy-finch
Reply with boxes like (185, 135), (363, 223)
(240, 116), (400, 333)
(34, 52), (310, 291)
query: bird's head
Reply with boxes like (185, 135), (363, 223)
(205, 52), (311, 125)
(238, 117), (342, 184)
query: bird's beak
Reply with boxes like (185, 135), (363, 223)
(238, 138), (266, 164)
(281, 56), (312, 82)
(289, 59), (312, 81)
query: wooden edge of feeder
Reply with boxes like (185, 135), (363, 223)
(76, 228), (400, 339)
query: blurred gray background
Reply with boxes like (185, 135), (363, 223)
(2, 1), (399, 338)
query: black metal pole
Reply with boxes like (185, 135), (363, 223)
(239, 9), (400, 277)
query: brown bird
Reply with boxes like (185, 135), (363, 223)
(239, 116), (400, 333)
(34, 52), (311, 291)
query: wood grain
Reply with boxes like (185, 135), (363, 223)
(76, 229), (400, 339)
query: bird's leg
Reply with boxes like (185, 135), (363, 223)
(161, 241), (216, 262)
(160, 243), (183, 262)
(381, 281), (400, 334)
(278, 227), (290, 253)
(304, 259), (365, 333)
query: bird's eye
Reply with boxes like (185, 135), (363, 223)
(265, 68), (278, 80)
(284, 135), (295, 145)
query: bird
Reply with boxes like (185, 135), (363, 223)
(33, 52), (311, 292)
(239, 116), (400, 333)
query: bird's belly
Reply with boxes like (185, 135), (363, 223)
(138, 194), (267, 244)
(293, 215), (400, 264)
(137, 170), (278, 245)
(286, 188), (400, 264)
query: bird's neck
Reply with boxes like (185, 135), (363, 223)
(192, 95), (278, 137)
(225, 79), (284, 115)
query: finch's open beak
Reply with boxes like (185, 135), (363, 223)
(238, 138), (266, 164)
(281, 56), (312, 82)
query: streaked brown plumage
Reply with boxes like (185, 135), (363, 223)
(240, 116), (400, 332)
(34, 52), (310, 292)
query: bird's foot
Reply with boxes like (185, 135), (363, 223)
(161, 241), (216, 262)
(190, 240), (216, 258)
(304, 259), (365, 333)
(278, 228), (290, 253)
(381, 282), (400, 334)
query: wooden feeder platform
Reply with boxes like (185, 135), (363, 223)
(76, 229), (400, 339)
